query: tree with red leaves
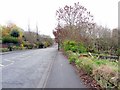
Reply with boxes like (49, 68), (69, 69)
(53, 2), (95, 50)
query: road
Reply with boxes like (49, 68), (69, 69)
(1, 45), (86, 88)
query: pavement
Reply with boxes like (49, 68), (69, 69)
(45, 51), (86, 88)
(1, 45), (87, 88)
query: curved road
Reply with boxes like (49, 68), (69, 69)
(1, 45), (86, 88)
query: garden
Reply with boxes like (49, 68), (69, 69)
(53, 2), (119, 89)
(61, 40), (119, 89)
(0, 23), (53, 52)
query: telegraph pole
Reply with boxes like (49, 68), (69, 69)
(57, 20), (61, 51)
(28, 20), (31, 37)
(36, 23), (39, 42)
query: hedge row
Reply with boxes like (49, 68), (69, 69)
(63, 40), (86, 53)
(65, 51), (119, 89)
(2, 36), (18, 44)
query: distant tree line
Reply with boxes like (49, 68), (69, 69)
(0, 23), (53, 51)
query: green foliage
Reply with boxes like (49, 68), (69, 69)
(66, 50), (118, 88)
(27, 44), (34, 49)
(77, 43), (86, 53)
(75, 59), (82, 67)
(0, 48), (9, 52)
(93, 59), (118, 67)
(43, 42), (49, 48)
(2, 36), (18, 44)
(78, 58), (94, 75)
(63, 40), (77, 51)
(23, 41), (34, 49)
(116, 49), (120, 56)
(68, 53), (78, 63)
(93, 60), (107, 66)
(93, 65), (118, 88)
(63, 40), (86, 53)
(12, 45), (26, 50)
(10, 29), (20, 37)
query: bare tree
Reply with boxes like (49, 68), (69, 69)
(54, 2), (95, 50)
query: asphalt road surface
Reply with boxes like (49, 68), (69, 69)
(45, 51), (86, 88)
(1, 45), (86, 88)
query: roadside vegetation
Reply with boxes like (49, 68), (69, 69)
(0, 23), (53, 52)
(53, 2), (119, 89)
(63, 40), (119, 89)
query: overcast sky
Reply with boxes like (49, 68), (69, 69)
(0, 0), (119, 38)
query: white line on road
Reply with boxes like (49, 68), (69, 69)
(2, 62), (14, 68)
(3, 59), (14, 62)
(2, 59), (15, 68)
(0, 64), (4, 67)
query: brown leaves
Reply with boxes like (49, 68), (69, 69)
(54, 2), (96, 46)
(56, 2), (94, 26)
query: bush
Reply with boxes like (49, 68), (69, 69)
(64, 50), (73, 57)
(75, 59), (82, 68)
(77, 43), (86, 53)
(71, 46), (78, 52)
(10, 29), (20, 37)
(28, 44), (33, 49)
(68, 53), (78, 63)
(23, 42), (34, 49)
(0, 48), (9, 52)
(12, 46), (17, 50)
(38, 42), (44, 48)
(80, 57), (94, 75)
(12, 45), (23, 50)
(93, 65), (118, 88)
(63, 40), (77, 51)
(66, 50), (119, 89)
(116, 49), (120, 56)
(63, 40), (86, 53)
(93, 60), (107, 66)
(2, 36), (19, 44)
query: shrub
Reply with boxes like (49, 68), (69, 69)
(80, 58), (94, 75)
(23, 42), (34, 49)
(64, 50), (73, 57)
(93, 60), (107, 66)
(2, 36), (18, 44)
(12, 45), (25, 50)
(38, 42), (44, 48)
(12, 46), (18, 50)
(71, 46), (78, 52)
(75, 59), (82, 68)
(68, 53), (78, 63)
(0, 48), (9, 52)
(10, 29), (20, 38)
(68, 51), (119, 89)
(63, 40), (77, 51)
(116, 49), (120, 56)
(93, 65), (118, 88)
(63, 40), (86, 53)
(28, 44), (33, 49)
(77, 43), (86, 53)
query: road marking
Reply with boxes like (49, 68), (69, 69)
(40, 52), (58, 88)
(2, 59), (15, 68)
(3, 62), (14, 68)
(2, 51), (39, 68)
(0, 64), (4, 67)
(3, 59), (14, 63)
